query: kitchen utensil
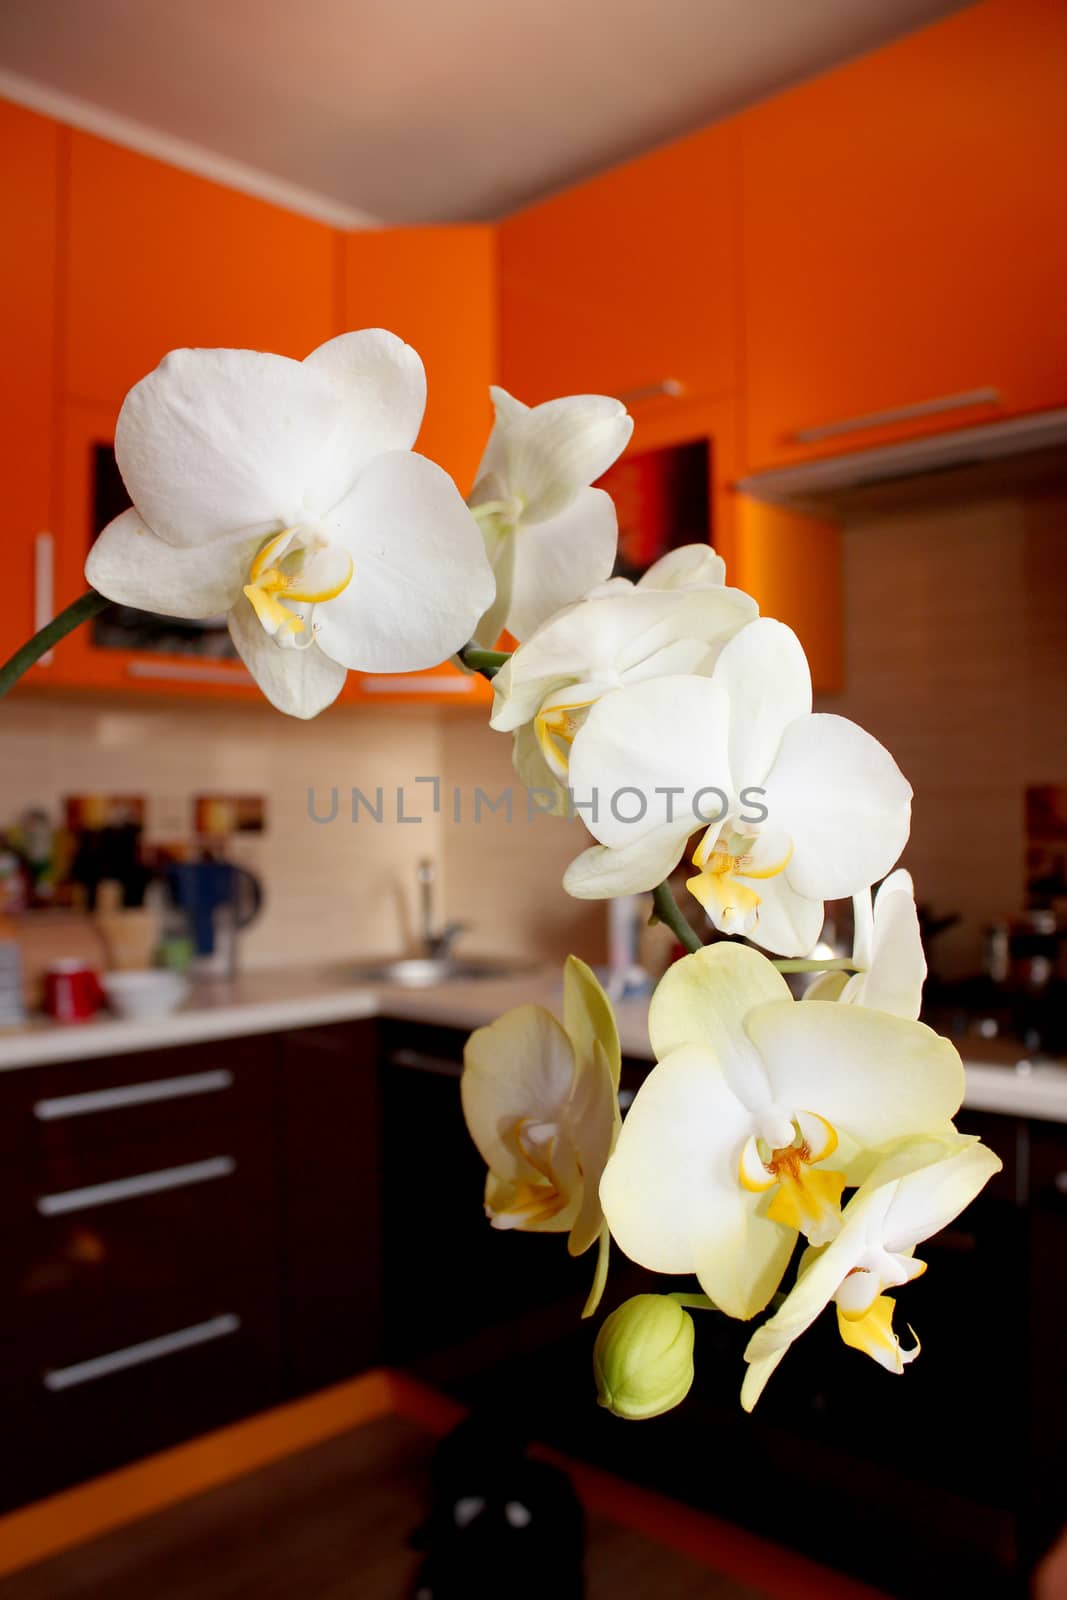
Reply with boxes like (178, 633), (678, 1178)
(101, 968), (189, 1019)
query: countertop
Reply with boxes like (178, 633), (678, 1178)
(1, 963), (1065, 1122)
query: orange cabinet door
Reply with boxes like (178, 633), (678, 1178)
(340, 225), (495, 498)
(1, 100), (60, 676)
(498, 119), (740, 410)
(339, 225), (495, 707)
(740, 0), (1067, 471)
(64, 132), (339, 408)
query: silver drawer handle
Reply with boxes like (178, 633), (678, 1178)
(37, 1155), (236, 1216)
(617, 379), (684, 406)
(792, 386), (999, 444)
(35, 1070), (234, 1122)
(359, 675), (475, 695)
(34, 532), (55, 667)
(125, 660), (250, 684)
(43, 1313), (241, 1392)
(389, 1048), (462, 1079)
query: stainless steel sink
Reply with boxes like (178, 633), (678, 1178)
(349, 955), (538, 988)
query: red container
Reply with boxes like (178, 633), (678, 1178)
(44, 960), (104, 1023)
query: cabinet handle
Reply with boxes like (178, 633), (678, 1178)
(617, 379), (684, 406)
(359, 675), (475, 696)
(388, 1047), (462, 1079)
(791, 387), (1000, 444)
(33, 532), (55, 667)
(37, 1154), (236, 1216)
(34, 1069), (234, 1122)
(43, 1313), (241, 1392)
(125, 660), (251, 684)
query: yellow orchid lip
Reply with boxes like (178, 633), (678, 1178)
(687, 826), (793, 931)
(244, 528), (354, 639)
(738, 1110), (844, 1244)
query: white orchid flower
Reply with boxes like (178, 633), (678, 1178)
(468, 386), (633, 645)
(741, 1134), (1001, 1409)
(587, 542), (729, 597)
(462, 956), (621, 1312)
(490, 577), (758, 812)
(807, 869), (927, 1019)
(598, 943), (964, 1321)
(85, 330), (495, 719)
(564, 618), (913, 958)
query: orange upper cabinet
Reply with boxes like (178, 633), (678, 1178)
(340, 225), (495, 498)
(497, 120), (740, 409)
(63, 132), (338, 408)
(739, 0), (1067, 472)
(0, 100), (59, 668)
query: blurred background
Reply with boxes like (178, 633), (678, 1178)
(0, 1), (1064, 1596)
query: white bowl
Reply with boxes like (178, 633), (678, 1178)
(102, 969), (190, 1020)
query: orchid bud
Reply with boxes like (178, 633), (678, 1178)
(593, 1294), (695, 1420)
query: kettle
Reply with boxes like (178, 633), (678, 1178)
(165, 861), (263, 979)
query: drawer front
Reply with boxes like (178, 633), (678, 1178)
(0, 1276), (283, 1512)
(0, 1037), (272, 1220)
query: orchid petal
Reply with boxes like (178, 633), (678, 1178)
(638, 544), (727, 590)
(567, 674), (732, 850)
(313, 452), (494, 672)
(492, 389), (632, 524)
(744, 1002), (965, 1181)
(567, 1039), (620, 1257)
(226, 593), (346, 720)
(648, 942), (790, 1080)
(86, 509), (256, 618)
(710, 619), (812, 791)
(563, 831), (690, 899)
(881, 1140), (1002, 1253)
(461, 1004), (576, 1183)
(768, 713), (913, 901)
(563, 954), (621, 1089)
(856, 869), (926, 1020)
(115, 347), (342, 547)
(301, 329), (426, 510)
(599, 1046), (792, 1317)
(505, 487), (620, 641)
(741, 872), (825, 958)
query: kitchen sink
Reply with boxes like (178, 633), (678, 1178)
(349, 955), (539, 988)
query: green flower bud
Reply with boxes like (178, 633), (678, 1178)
(593, 1294), (695, 1420)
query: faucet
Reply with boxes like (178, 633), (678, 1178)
(417, 858), (468, 960)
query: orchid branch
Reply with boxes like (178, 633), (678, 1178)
(651, 879), (704, 955)
(459, 644), (511, 680)
(0, 589), (109, 700)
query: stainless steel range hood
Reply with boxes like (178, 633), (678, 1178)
(737, 407), (1067, 507)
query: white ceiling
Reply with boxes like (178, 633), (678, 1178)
(0, 0), (967, 224)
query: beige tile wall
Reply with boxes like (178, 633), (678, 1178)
(0, 691), (604, 971)
(815, 480), (1067, 977)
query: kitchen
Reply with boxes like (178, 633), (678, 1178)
(0, 0), (1065, 1596)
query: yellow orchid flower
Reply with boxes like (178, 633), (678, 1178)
(461, 955), (621, 1314)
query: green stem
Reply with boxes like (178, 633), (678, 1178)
(0, 589), (109, 700)
(771, 956), (859, 974)
(459, 644), (511, 681)
(651, 880), (704, 956)
(669, 1292), (719, 1313)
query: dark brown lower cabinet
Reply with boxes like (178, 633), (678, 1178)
(0, 1020), (380, 1513)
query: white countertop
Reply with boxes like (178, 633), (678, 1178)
(1, 963), (1065, 1122)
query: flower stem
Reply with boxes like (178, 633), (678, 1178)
(669, 1292), (719, 1313)
(771, 956), (859, 973)
(0, 589), (109, 700)
(651, 880), (704, 955)
(459, 644), (511, 681)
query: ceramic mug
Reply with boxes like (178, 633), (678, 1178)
(44, 960), (105, 1023)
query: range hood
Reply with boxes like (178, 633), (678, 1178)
(737, 406), (1067, 507)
